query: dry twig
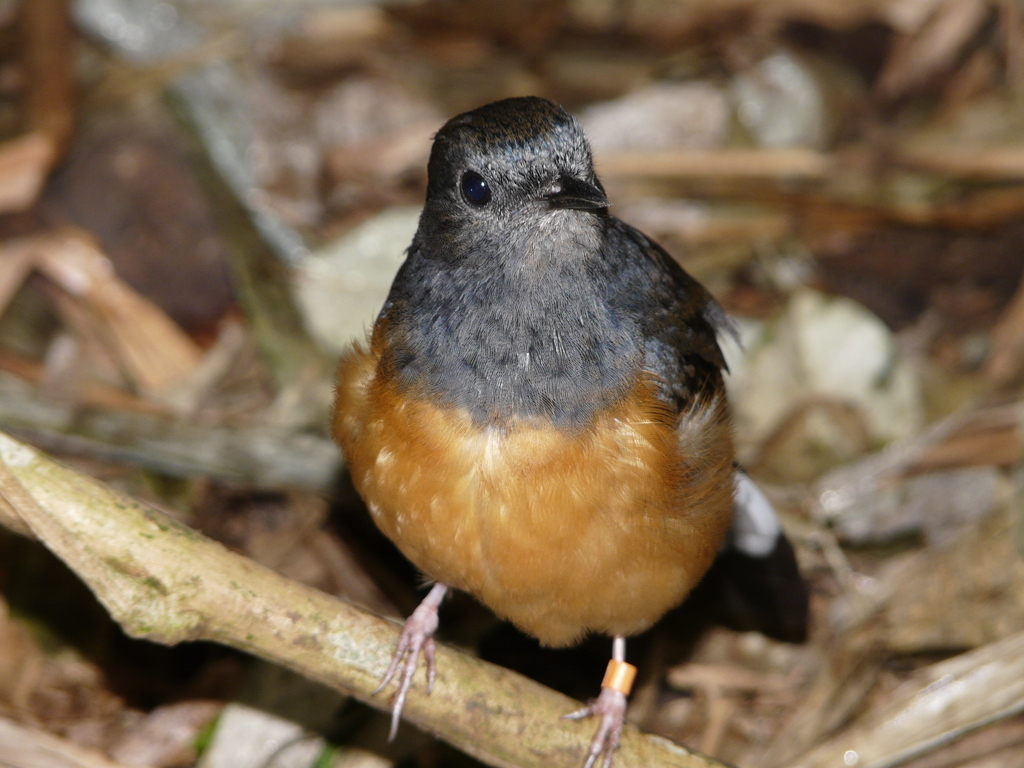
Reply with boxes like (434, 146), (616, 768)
(790, 631), (1024, 768)
(0, 0), (77, 214)
(0, 716), (132, 768)
(597, 148), (833, 181)
(0, 233), (203, 399)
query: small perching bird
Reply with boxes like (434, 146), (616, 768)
(334, 96), (801, 767)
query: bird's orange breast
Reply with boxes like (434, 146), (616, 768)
(334, 334), (735, 647)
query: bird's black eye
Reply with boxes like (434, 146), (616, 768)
(460, 171), (491, 206)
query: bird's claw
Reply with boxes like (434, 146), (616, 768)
(563, 686), (628, 768)
(374, 587), (443, 741)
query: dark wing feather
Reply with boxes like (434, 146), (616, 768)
(603, 218), (734, 415)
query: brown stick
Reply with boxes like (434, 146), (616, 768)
(0, 132), (58, 213)
(23, 0), (75, 148)
(595, 144), (1024, 187)
(0, 716), (132, 768)
(596, 148), (833, 181)
(0, 0), (77, 215)
(0, 430), (725, 768)
(896, 144), (1024, 179)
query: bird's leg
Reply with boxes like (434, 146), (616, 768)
(374, 582), (448, 741)
(564, 635), (636, 768)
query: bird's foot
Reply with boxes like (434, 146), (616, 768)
(564, 686), (628, 768)
(374, 582), (447, 741)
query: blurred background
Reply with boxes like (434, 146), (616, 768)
(1, 0), (1024, 766)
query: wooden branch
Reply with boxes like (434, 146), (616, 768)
(790, 630), (1024, 768)
(896, 144), (1024, 179)
(597, 148), (834, 181)
(0, 430), (726, 768)
(0, 372), (339, 490)
(0, 0), (77, 215)
(23, 0), (75, 149)
(0, 132), (58, 213)
(166, 93), (330, 395)
(594, 144), (1024, 192)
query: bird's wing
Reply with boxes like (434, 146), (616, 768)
(603, 218), (734, 414)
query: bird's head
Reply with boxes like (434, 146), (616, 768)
(417, 97), (609, 258)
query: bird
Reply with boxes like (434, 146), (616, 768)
(333, 96), (802, 767)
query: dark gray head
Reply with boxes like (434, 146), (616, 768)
(416, 97), (609, 257)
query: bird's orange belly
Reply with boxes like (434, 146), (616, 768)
(334, 343), (734, 647)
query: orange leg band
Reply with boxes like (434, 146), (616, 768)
(601, 659), (637, 696)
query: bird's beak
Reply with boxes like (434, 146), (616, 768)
(543, 175), (610, 211)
